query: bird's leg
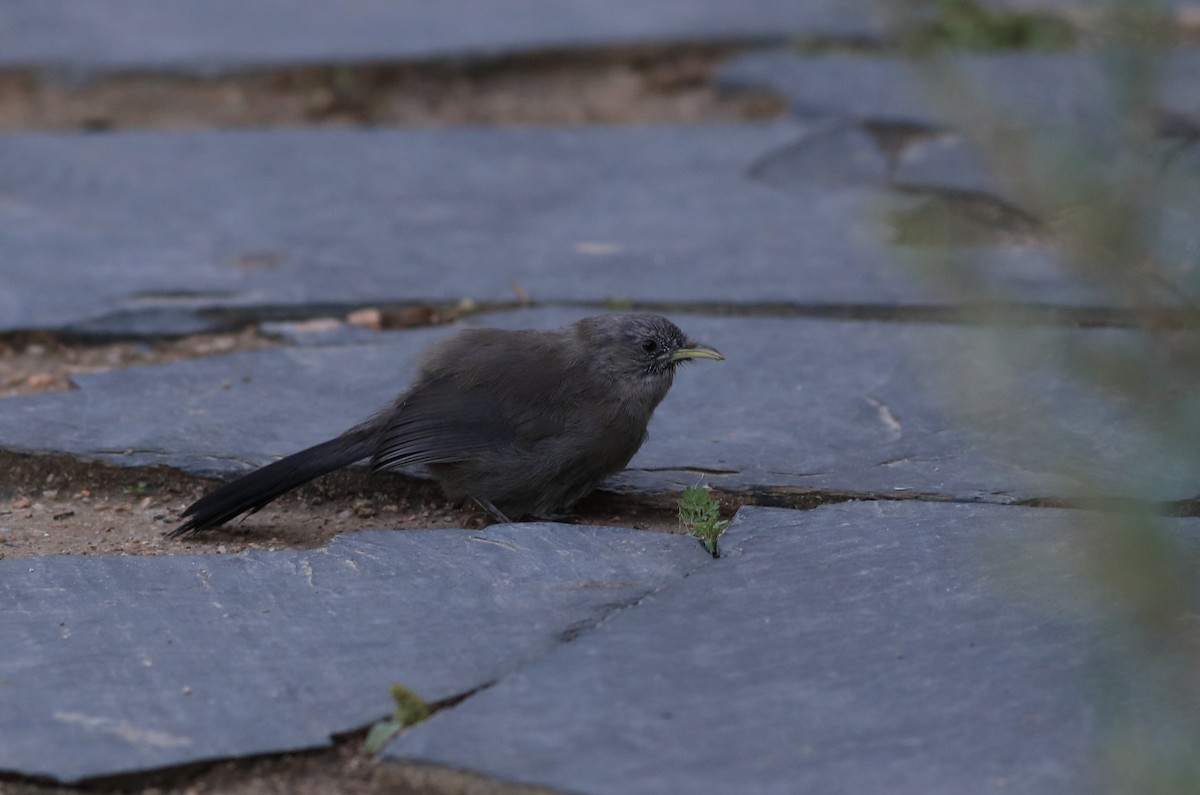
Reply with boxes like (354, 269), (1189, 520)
(472, 497), (513, 524)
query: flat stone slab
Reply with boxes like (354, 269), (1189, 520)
(5, 0), (1198, 75)
(719, 50), (1200, 131)
(720, 50), (1200, 267)
(1, 309), (1193, 504)
(720, 50), (1200, 197)
(0, 125), (1123, 337)
(0, 523), (711, 783)
(0, 0), (880, 74)
(386, 501), (1197, 794)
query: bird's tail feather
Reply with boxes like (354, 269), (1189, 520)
(169, 425), (377, 537)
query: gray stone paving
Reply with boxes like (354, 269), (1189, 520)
(12, 46), (1199, 337)
(2, 4), (1196, 793)
(719, 49), (1200, 130)
(720, 49), (1200, 275)
(385, 501), (1185, 795)
(0, 523), (710, 783)
(719, 50), (1200, 210)
(1, 124), (1115, 338)
(0, 0), (880, 73)
(1, 310), (1194, 504)
(4, 0), (1197, 75)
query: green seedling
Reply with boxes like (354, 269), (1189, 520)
(363, 683), (430, 755)
(678, 486), (729, 558)
(123, 481), (150, 497)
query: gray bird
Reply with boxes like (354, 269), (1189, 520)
(170, 314), (722, 536)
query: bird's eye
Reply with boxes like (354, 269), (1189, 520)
(641, 339), (660, 354)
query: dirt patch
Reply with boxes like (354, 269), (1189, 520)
(0, 733), (378, 795)
(0, 451), (684, 561)
(0, 451), (479, 560)
(0, 327), (277, 398)
(0, 45), (785, 133)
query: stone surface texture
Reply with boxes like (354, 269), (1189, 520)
(0, 0), (881, 73)
(386, 501), (1185, 795)
(0, 524), (710, 782)
(0, 124), (1127, 337)
(2, 3), (1196, 792)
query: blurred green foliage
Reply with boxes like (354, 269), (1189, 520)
(905, 0), (1075, 53)
(897, 0), (1200, 790)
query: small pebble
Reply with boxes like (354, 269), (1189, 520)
(346, 308), (383, 330)
(292, 317), (344, 334)
(26, 372), (56, 388)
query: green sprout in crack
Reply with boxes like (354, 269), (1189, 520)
(363, 683), (430, 756)
(123, 481), (150, 497)
(678, 486), (730, 558)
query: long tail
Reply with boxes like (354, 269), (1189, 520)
(169, 424), (379, 537)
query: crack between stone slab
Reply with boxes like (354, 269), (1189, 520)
(625, 465), (740, 475)
(6, 299), (1197, 349)
(373, 582), (709, 792)
(592, 482), (972, 522)
(553, 300), (1200, 330)
(7, 448), (1198, 557)
(9, 444), (1194, 520)
(715, 484), (1200, 516)
(374, 571), (719, 794)
(1015, 494), (1200, 519)
(0, 601), (630, 792)
(30, 588), (692, 793)
(0, 674), (505, 791)
(1, 40), (790, 134)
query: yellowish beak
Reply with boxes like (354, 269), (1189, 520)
(670, 344), (724, 362)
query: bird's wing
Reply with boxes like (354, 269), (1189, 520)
(370, 376), (562, 471)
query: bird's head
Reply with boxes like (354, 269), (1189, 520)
(574, 314), (723, 397)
